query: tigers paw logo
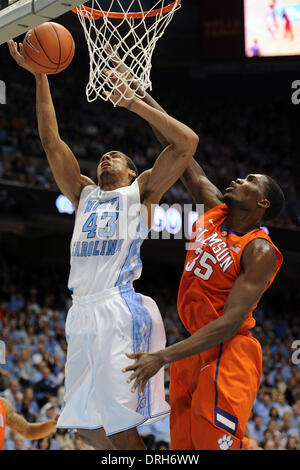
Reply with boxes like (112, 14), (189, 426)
(218, 434), (233, 450)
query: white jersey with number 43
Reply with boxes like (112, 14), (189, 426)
(68, 180), (148, 296)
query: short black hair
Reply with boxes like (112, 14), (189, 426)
(262, 175), (285, 222)
(124, 155), (138, 183)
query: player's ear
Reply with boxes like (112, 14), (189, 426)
(258, 198), (270, 210)
(128, 169), (136, 183)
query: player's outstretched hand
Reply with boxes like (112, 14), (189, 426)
(104, 44), (141, 94)
(7, 40), (38, 75)
(122, 351), (165, 395)
(103, 69), (135, 107)
(104, 44), (130, 76)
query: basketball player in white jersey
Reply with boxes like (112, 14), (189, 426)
(8, 40), (199, 450)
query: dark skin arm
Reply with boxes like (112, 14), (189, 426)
(105, 70), (199, 227)
(134, 94), (223, 209)
(105, 46), (218, 209)
(122, 238), (277, 394)
(2, 398), (58, 440)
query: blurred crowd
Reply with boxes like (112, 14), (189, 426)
(0, 260), (300, 450)
(0, 70), (299, 230)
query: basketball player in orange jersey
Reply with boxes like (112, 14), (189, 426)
(8, 40), (198, 450)
(0, 396), (57, 450)
(122, 78), (285, 450)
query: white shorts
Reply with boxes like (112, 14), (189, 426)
(56, 284), (170, 436)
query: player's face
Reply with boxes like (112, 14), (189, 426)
(97, 150), (128, 182)
(223, 174), (269, 210)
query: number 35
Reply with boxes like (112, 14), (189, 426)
(185, 251), (217, 281)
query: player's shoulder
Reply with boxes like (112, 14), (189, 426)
(242, 238), (277, 273)
(79, 175), (97, 197)
(137, 169), (151, 186)
(81, 174), (96, 189)
(244, 237), (276, 257)
(137, 169), (152, 199)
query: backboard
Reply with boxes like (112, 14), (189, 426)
(0, 0), (86, 45)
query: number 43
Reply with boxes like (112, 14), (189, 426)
(82, 212), (118, 238)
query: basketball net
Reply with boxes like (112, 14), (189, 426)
(74, 1), (182, 105)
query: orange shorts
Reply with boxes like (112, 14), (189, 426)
(169, 333), (262, 450)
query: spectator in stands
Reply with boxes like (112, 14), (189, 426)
(285, 434), (298, 450)
(290, 402), (300, 432)
(269, 406), (281, 424)
(266, 418), (279, 436)
(18, 397), (37, 423)
(279, 411), (293, 439)
(74, 435), (90, 450)
(245, 414), (265, 443)
(3, 379), (23, 410)
(273, 392), (292, 419)
(54, 428), (74, 450)
(264, 439), (275, 450)
(13, 348), (34, 388)
(253, 391), (273, 427)
(33, 367), (58, 407)
(7, 433), (28, 451)
(36, 436), (51, 450)
(39, 402), (57, 422)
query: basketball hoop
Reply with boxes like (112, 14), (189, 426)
(73, 1), (182, 104)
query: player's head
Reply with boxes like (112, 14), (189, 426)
(223, 174), (285, 222)
(97, 150), (138, 187)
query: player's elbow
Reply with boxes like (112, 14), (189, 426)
(174, 132), (199, 159)
(187, 132), (199, 155)
(222, 312), (246, 338)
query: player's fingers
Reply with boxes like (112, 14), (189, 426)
(139, 379), (148, 395)
(7, 40), (17, 56)
(126, 371), (138, 383)
(104, 43), (113, 55)
(19, 42), (25, 56)
(130, 377), (140, 393)
(112, 45), (121, 61)
(122, 362), (137, 373)
(125, 352), (139, 359)
(8, 41), (22, 62)
(102, 90), (112, 100)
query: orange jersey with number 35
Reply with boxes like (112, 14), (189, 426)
(0, 398), (6, 450)
(177, 204), (283, 335)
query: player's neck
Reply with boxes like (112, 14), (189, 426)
(226, 210), (261, 233)
(100, 182), (128, 191)
(99, 176), (130, 191)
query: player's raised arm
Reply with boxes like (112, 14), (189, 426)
(2, 397), (57, 440)
(133, 100), (199, 199)
(141, 93), (223, 209)
(131, 90), (223, 209)
(7, 40), (94, 210)
(104, 47), (222, 209)
(105, 71), (199, 224)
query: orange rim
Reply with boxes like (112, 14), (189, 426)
(72, 0), (181, 20)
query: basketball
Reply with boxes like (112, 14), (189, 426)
(23, 22), (75, 74)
